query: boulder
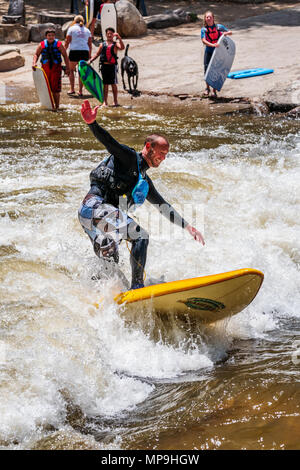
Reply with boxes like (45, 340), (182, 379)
(0, 46), (21, 55)
(2, 0), (25, 25)
(115, 0), (147, 38)
(37, 11), (75, 26)
(0, 50), (25, 71)
(146, 9), (197, 29)
(0, 24), (29, 44)
(29, 23), (64, 42)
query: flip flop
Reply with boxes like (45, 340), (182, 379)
(67, 91), (76, 96)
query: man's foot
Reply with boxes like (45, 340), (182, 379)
(112, 103), (121, 107)
(212, 89), (218, 98)
(202, 89), (210, 97)
(130, 283), (144, 290)
(67, 91), (76, 96)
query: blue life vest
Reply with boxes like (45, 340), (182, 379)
(131, 152), (149, 206)
(40, 39), (62, 65)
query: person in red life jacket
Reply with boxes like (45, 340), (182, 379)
(88, 27), (125, 107)
(201, 11), (232, 97)
(32, 30), (70, 110)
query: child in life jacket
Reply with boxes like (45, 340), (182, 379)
(201, 11), (232, 97)
(32, 30), (70, 110)
(88, 27), (124, 107)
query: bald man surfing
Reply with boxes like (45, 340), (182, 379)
(79, 100), (204, 290)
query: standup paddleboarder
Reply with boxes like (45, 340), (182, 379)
(79, 100), (205, 290)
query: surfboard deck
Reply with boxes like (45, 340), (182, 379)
(32, 67), (55, 110)
(78, 60), (104, 103)
(114, 269), (264, 323)
(85, 0), (94, 27)
(228, 68), (274, 79)
(205, 35), (236, 92)
(101, 3), (117, 41)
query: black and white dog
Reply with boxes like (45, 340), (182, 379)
(121, 44), (140, 97)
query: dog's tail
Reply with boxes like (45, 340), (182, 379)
(124, 44), (129, 57)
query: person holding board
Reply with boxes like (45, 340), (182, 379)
(78, 100), (205, 290)
(88, 27), (124, 107)
(201, 11), (232, 97)
(32, 29), (70, 110)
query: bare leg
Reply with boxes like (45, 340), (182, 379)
(103, 84), (109, 106)
(90, 18), (96, 38)
(53, 92), (60, 109)
(203, 83), (210, 96)
(111, 84), (119, 106)
(78, 74), (83, 95)
(68, 61), (77, 93)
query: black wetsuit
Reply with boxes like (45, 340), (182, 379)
(84, 121), (188, 288)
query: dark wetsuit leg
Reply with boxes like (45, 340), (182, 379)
(204, 47), (214, 74)
(126, 221), (149, 290)
(130, 238), (149, 289)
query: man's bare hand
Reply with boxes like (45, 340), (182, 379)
(81, 100), (100, 124)
(186, 225), (205, 245)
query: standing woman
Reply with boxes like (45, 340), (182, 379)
(65, 15), (92, 97)
(201, 11), (232, 97)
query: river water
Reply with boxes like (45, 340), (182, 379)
(0, 100), (299, 450)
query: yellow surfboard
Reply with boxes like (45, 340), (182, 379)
(114, 269), (264, 323)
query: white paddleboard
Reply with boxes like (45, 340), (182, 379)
(101, 3), (117, 40)
(32, 67), (55, 110)
(86, 0), (94, 27)
(204, 35), (236, 92)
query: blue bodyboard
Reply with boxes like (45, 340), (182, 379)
(228, 68), (274, 79)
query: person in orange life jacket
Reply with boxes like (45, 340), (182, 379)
(88, 27), (124, 107)
(32, 30), (70, 110)
(201, 11), (232, 97)
(79, 100), (205, 290)
(64, 15), (92, 97)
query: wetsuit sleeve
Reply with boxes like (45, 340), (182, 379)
(88, 121), (136, 166)
(146, 177), (188, 229)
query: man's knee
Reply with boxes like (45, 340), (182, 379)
(93, 237), (119, 263)
(127, 221), (149, 242)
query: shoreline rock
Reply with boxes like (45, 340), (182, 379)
(0, 49), (25, 72)
(28, 23), (64, 42)
(146, 9), (198, 29)
(0, 24), (29, 44)
(37, 11), (75, 26)
(116, 0), (147, 38)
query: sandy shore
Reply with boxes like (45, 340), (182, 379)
(0, 1), (300, 113)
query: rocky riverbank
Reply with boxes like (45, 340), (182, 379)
(0, 1), (299, 116)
